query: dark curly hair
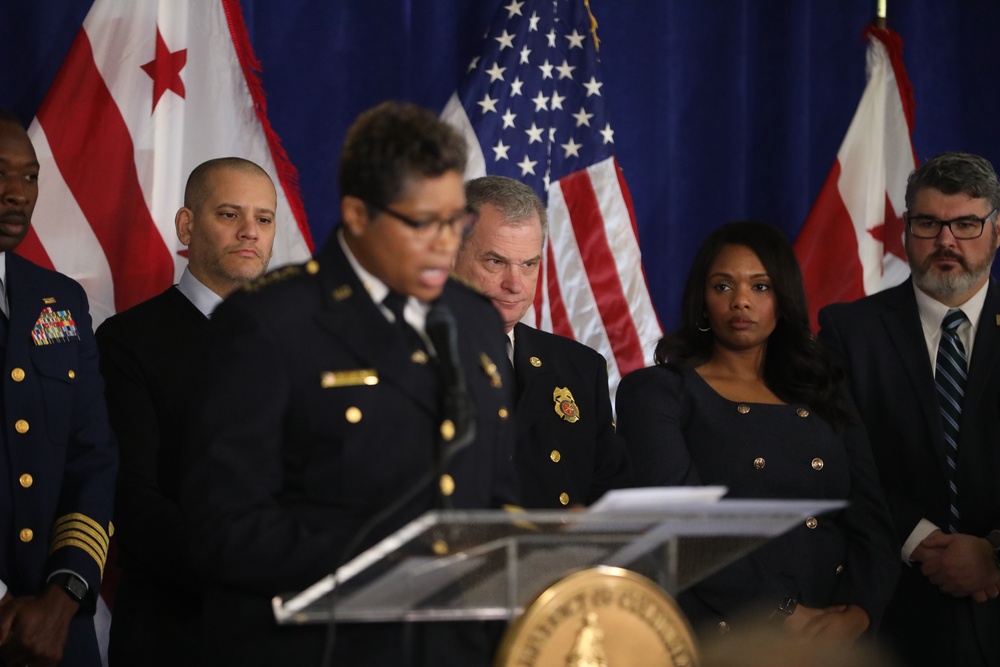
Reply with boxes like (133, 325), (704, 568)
(654, 221), (848, 424)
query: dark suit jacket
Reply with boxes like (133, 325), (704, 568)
(180, 237), (519, 667)
(511, 323), (631, 508)
(1, 252), (117, 667)
(819, 279), (1000, 666)
(96, 286), (208, 666)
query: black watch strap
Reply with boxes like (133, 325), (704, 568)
(777, 596), (798, 616)
(49, 572), (87, 605)
(986, 530), (1000, 570)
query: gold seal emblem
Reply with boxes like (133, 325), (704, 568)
(495, 566), (698, 667)
(553, 387), (580, 423)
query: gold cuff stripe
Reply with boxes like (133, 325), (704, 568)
(49, 537), (106, 575)
(50, 524), (108, 560)
(53, 514), (109, 549)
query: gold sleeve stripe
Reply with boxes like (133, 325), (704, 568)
(50, 525), (107, 560)
(49, 537), (106, 575)
(53, 514), (109, 549)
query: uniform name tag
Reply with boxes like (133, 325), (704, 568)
(320, 369), (379, 388)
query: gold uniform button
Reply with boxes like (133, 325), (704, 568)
(806, 517), (818, 529)
(67, 370), (76, 380)
(10, 368), (25, 382)
(305, 260), (320, 275)
(411, 350), (429, 364)
(558, 492), (570, 506)
(529, 356), (542, 367)
(440, 474), (455, 496)
(19, 528), (33, 543)
(811, 457), (824, 471)
(737, 404), (750, 414)
(440, 420), (456, 442)
(796, 407), (809, 418)
(717, 621), (730, 633)
(432, 540), (449, 555)
(345, 407), (362, 423)
(18, 474), (32, 488)
(753, 457), (765, 470)
(14, 420), (29, 434)
(550, 450), (561, 463)
(835, 564), (845, 575)
(498, 407), (509, 419)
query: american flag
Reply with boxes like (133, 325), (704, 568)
(442, 0), (661, 398)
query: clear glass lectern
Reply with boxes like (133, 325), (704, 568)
(272, 497), (844, 626)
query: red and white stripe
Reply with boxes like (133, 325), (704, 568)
(23, 0), (312, 327)
(795, 25), (917, 329)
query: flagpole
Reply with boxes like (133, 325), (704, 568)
(875, 0), (887, 28)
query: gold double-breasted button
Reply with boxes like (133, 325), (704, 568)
(14, 420), (29, 434)
(440, 420), (456, 442)
(67, 370), (76, 380)
(796, 408), (809, 418)
(805, 517), (818, 529)
(550, 450), (561, 463)
(753, 457), (765, 470)
(345, 407), (362, 423)
(811, 458), (824, 471)
(498, 407), (509, 419)
(10, 368), (25, 382)
(558, 492), (570, 506)
(432, 540), (449, 555)
(737, 404), (750, 414)
(835, 564), (845, 575)
(18, 474), (32, 488)
(19, 528), (33, 543)
(440, 474), (455, 497)
(717, 621), (730, 633)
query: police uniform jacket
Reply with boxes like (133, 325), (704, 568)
(511, 323), (632, 508)
(0, 252), (117, 666)
(181, 236), (519, 666)
(819, 279), (1000, 666)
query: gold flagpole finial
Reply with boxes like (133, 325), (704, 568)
(583, 0), (600, 52)
(875, 0), (887, 29)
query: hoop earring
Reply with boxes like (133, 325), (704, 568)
(697, 320), (711, 333)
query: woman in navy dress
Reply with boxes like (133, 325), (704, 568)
(616, 222), (897, 641)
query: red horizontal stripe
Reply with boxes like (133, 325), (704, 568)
(35, 29), (173, 312)
(559, 170), (644, 372)
(544, 243), (574, 339)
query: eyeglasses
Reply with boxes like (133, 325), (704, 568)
(367, 202), (478, 239)
(905, 208), (998, 240)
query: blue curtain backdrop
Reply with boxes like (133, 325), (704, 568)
(2, 0), (999, 333)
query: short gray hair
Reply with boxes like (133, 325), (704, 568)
(905, 152), (1000, 214)
(465, 175), (548, 238)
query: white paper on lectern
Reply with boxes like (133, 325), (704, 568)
(588, 486), (728, 513)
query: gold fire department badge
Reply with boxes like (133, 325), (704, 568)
(495, 566), (698, 667)
(553, 387), (580, 423)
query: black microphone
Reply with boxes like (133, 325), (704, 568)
(425, 302), (476, 469)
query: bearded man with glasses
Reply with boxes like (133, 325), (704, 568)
(819, 152), (1000, 667)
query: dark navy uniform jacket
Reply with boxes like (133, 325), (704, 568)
(181, 236), (519, 666)
(1, 251), (117, 667)
(511, 323), (632, 508)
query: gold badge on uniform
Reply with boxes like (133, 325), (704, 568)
(320, 369), (378, 388)
(553, 387), (580, 423)
(479, 353), (502, 388)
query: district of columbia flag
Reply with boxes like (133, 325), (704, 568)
(21, 0), (313, 328)
(442, 0), (662, 402)
(794, 24), (917, 331)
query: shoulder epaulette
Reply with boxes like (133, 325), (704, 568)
(242, 259), (320, 293)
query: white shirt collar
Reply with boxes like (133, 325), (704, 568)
(177, 267), (223, 318)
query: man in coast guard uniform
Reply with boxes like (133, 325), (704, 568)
(181, 103), (518, 666)
(96, 158), (277, 666)
(453, 176), (631, 509)
(0, 110), (116, 666)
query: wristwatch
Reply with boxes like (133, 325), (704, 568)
(987, 530), (1000, 570)
(49, 572), (87, 605)
(777, 596), (798, 616)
